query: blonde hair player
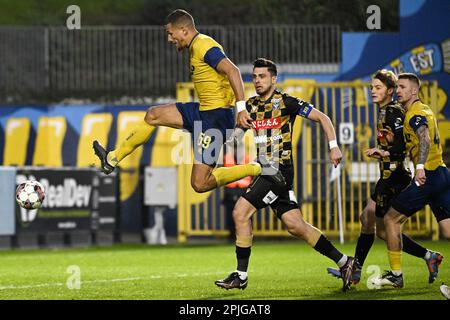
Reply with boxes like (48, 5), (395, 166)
(372, 73), (450, 288)
(327, 69), (442, 286)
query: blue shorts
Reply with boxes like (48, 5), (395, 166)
(175, 102), (235, 167)
(391, 166), (450, 221)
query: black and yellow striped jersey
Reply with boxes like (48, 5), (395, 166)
(246, 89), (313, 169)
(376, 101), (410, 179)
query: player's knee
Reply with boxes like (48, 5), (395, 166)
(232, 207), (248, 226)
(384, 209), (405, 226)
(284, 216), (306, 237)
(383, 213), (393, 226)
(287, 225), (306, 238)
(284, 221), (298, 236)
(360, 210), (375, 232)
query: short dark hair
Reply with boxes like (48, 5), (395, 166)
(165, 9), (195, 27)
(253, 58), (277, 76)
(373, 69), (397, 89)
(398, 73), (421, 88)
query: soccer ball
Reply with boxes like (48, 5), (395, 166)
(16, 180), (45, 210)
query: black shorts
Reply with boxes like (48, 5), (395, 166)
(370, 170), (411, 218)
(242, 166), (300, 219)
(392, 166), (450, 222)
(175, 102), (235, 167)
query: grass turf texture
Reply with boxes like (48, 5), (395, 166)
(0, 241), (448, 300)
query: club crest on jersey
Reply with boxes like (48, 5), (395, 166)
(252, 117), (281, 130)
(271, 97), (282, 110)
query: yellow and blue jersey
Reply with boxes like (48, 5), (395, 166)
(392, 100), (450, 220)
(403, 100), (445, 170)
(189, 33), (234, 111)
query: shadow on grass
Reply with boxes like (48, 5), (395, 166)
(303, 286), (434, 300)
(198, 285), (436, 300)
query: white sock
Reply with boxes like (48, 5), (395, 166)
(337, 255), (348, 268)
(392, 270), (402, 276)
(424, 251), (432, 260)
(236, 270), (247, 280)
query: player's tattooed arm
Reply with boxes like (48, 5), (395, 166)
(414, 125), (429, 186)
(416, 125), (430, 165)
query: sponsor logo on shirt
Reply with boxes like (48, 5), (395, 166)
(254, 134), (283, 145)
(271, 135), (282, 142)
(254, 135), (267, 144)
(252, 117), (281, 130)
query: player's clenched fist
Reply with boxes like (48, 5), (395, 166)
(237, 110), (253, 129)
(329, 147), (342, 168)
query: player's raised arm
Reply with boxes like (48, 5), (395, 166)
(216, 58), (252, 129)
(306, 108), (342, 167)
(283, 95), (342, 167)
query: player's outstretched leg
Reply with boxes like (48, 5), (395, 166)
(327, 200), (376, 284)
(92, 121), (155, 175)
(211, 161), (283, 192)
(211, 162), (261, 189)
(93, 103), (182, 174)
(93, 140), (116, 174)
(93, 118), (156, 174)
(281, 210), (356, 292)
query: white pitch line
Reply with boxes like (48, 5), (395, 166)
(0, 271), (224, 291)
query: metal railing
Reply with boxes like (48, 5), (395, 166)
(0, 25), (340, 102)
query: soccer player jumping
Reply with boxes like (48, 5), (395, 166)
(372, 73), (450, 288)
(93, 9), (261, 192)
(215, 58), (356, 292)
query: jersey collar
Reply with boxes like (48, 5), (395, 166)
(409, 99), (421, 109)
(379, 99), (394, 109)
(188, 32), (200, 49)
(258, 89), (281, 103)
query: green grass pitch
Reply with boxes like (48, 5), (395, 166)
(0, 240), (448, 300)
